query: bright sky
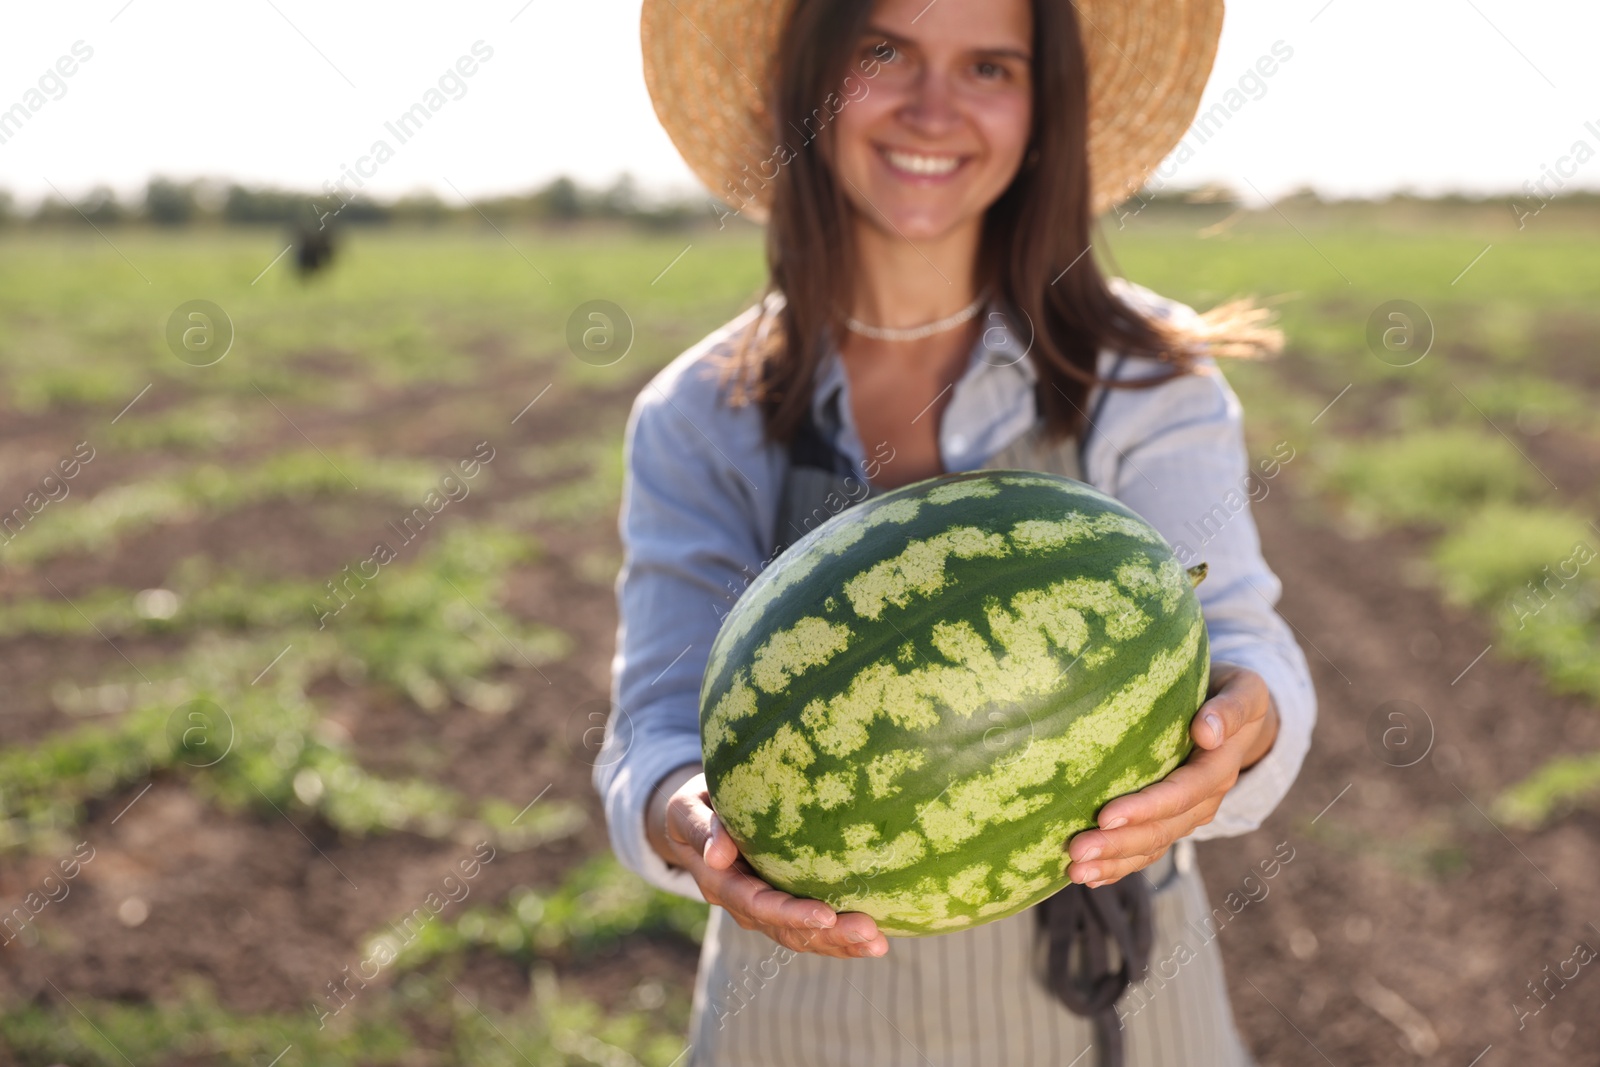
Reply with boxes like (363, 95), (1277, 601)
(1, 0), (1596, 212)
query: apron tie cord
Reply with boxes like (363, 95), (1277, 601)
(1035, 878), (1154, 1067)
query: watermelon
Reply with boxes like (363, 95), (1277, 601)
(699, 469), (1210, 937)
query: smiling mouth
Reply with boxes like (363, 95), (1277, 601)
(876, 144), (970, 179)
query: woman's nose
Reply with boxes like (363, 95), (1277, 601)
(897, 67), (962, 135)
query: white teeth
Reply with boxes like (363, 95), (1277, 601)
(882, 148), (962, 176)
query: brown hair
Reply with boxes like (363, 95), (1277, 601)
(715, 0), (1283, 447)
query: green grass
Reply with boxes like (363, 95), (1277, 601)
(1431, 505), (1596, 606)
(1430, 505), (1600, 704)
(2, 626), (587, 855)
(0, 523), (575, 852)
(1495, 750), (1600, 829)
(0, 227), (770, 413)
(504, 425), (630, 525)
(1106, 209), (1600, 343)
(1, 449), (452, 565)
(0, 968), (692, 1067)
(101, 398), (270, 453)
(1387, 373), (1596, 437)
(1301, 811), (1469, 883)
(389, 853), (709, 973)
(1, 635), (459, 850)
(1317, 427), (1541, 528)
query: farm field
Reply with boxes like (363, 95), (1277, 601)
(1, 200), (1597, 1065)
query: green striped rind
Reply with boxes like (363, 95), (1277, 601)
(700, 470), (1208, 937)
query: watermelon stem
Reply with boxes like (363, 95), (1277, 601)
(1187, 562), (1208, 588)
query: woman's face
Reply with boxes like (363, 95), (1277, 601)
(829, 0), (1034, 244)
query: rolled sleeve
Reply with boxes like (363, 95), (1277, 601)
(594, 365), (771, 902)
(1090, 351), (1317, 842)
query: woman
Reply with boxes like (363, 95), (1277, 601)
(595, 0), (1317, 1064)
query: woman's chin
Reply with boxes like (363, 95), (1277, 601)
(855, 200), (978, 244)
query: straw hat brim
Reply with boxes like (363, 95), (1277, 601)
(641, 0), (1224, 223)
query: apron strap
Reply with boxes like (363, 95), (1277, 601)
(1075, 351), (1127, 479)
(789, 399), (857, 476)
(770, 400), (878, 559)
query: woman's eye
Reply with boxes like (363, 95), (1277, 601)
(975, 61), (1007, 80)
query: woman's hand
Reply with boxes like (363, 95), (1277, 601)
(648, 765), (890, 959)
(1063, 661), (1279, 888)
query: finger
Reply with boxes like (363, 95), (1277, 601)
(827, 911), (888, 953)
(763, 919), (889, 959)
(731, 888), (884, 956)
(1194, 668), (1267, 750)
(1084, 846), (1171, 889)
(1094, 744), (1237, 831)
(1067, 824), (1158, 884)
(794, 912), (890, 956)
(1071, 802), (1214, 883)
(785, 914), (889, 956)
(708, 864), (845, 934)
(673, 801), (887, 952)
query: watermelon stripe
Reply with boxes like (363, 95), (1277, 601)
(749, 616), (853, 694)
(703, 495), (924, 686)
(843, 526), (1010, 621)
(701, 471), (1209, 936)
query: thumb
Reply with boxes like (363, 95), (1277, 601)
(674, 789), (737, 870)
(1193, 664), (1257, 750)
(700, 810), (740, 869)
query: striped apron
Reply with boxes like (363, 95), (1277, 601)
(685, 411), (1259, 1067)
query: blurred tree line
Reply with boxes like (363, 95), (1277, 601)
(0, 172), (716, 231)
(3, 175), (1597, 231)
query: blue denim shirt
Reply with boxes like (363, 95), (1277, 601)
(596, 278), (1318, 902)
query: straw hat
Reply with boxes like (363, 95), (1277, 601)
(641, 0), (1224, 222)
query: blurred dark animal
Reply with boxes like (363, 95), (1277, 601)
(293, 224), (336, 279)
